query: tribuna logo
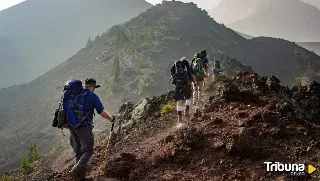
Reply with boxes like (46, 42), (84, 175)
(264, 162), (305, 172)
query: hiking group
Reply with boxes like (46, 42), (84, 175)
(170, 49), (223, 123)
(50, 49), (223, 181)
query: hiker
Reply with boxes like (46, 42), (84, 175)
(212, 59), (224, 81)
(200, 49), (210, 77)
(191, 52), (208, 105)
(62, 78), (115, 180)
(170, 57), (197, 123)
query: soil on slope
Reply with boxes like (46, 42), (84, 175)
(32, 73), (320, 181)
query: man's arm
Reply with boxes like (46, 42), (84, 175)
(203, 57), (209, 76)
(170, 63), (175, 77)
(92, 94), (114, 122)
(101, 110), (114, 121)
(186, 63), (197, 85)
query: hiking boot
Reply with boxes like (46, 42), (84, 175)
(69, 164), (87, 181)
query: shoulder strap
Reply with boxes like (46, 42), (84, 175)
(58, 95), (64, 110)
(183, 63), (187, 73)
(175, 62), (177, 74)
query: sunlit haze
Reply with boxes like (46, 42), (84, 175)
(0, 0), (220, 11)
(145, 0), (221, 9)
(0, 0), (25, 11)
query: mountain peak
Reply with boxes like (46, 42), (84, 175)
(1, 1), (320, 176)
(226, 0), (320, 42)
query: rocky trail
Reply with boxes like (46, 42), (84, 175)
(30, 73), (320, 181)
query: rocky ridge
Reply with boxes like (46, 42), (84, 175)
(23, 72), (320, 181)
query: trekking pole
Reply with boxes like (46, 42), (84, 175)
(98, 117), (115, 176)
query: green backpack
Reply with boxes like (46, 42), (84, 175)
(193, 58), (206, 78)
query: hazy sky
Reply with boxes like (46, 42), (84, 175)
(0, 0), (220, 11)
(0, 0), (24, 11)
(145, 0), (221, 9)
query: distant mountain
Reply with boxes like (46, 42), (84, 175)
(297, 42), (320, 55)
(228, 0), (320, 42)
(208, 0), (262, 24)
(302, 0), (320, 10)
(1, 1), (320, 174)
(238, 32), (254, 39)
(0, 0), (152, 88)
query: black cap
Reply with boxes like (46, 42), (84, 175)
(84, 78), (101, 88)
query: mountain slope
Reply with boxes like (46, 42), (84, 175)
(0, 0), (152, 88)
(238, 32), (254, 39)
(0, 1), (250, 174)
(297, 42), (320, 56)
(1, 1), (320, 174)
(17, 72), (320, 181)
(208, 0), (261, 24)
(228, 0), (320, 42)
(302, 0), (320, 10)
(237, 32), (320, 55)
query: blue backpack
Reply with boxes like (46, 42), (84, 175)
(57, 79), (89, 129)
(212, 59), (225, 73)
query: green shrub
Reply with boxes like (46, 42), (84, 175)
(295, 76), (311, 86)
(51, 147), (57, 154)
(20, 143), (43, 176)
(138, 75), (154, 92)
(0, 175), (21, 181)
(21, 156), (32, 175)
(295, 77), (303, 86)
(104, 76), (123, 93)
(161, 103), (175, 115)
(136, 59), (153, 69)
(28, 143), (42, 163)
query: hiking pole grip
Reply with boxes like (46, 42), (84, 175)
(111, 120), (115, 132)
(110, 116), (115, 132)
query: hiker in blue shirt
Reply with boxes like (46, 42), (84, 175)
(69, 78), (115, 181)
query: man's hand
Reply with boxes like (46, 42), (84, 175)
(111, 116), (116, 122)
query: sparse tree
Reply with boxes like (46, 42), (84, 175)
(94, 34), (100, 42)
(21, 156), (32, 175)
(20, 142), (42, 175)
(112, 56), (121, 81)
(86, 36), (92, 47)
(28, 142), (42, 163)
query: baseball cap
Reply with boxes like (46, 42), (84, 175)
(84, 78), (101, 88)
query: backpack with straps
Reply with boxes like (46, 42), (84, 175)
(171, 60), (189, 87)
(193, 57), (206, 79)
(53, 79), (91, 129)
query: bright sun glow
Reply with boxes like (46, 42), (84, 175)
(0, 0), (25, 11)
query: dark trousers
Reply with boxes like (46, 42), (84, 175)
(69, 125), (94, 166)
(173, 84), (192, 101)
